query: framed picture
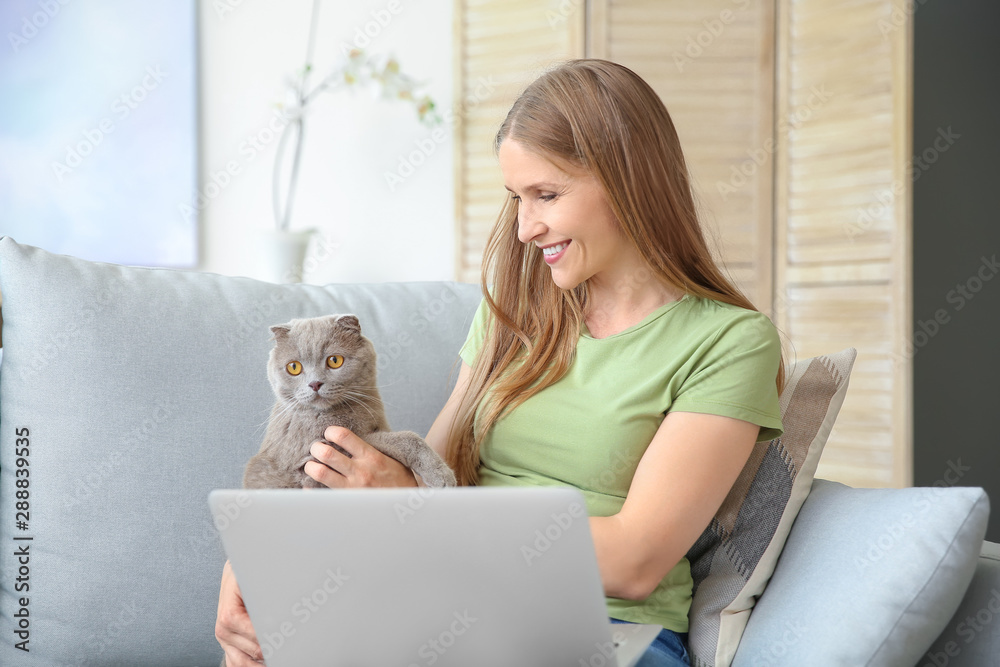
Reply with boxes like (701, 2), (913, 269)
(0, 1), (198, 267)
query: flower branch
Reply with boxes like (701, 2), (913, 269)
(271, 1), (440, 232)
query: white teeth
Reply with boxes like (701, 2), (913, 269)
(542, 242), (568, 256)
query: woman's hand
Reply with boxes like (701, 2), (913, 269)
(304, 425), (419, 488)
(216, 560), (264, 666)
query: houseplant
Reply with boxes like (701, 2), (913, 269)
(260, 0), (440, 283)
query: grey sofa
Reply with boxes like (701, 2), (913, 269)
(0, 238), (995, 666)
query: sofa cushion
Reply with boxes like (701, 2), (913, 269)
(686, 348), (857, 667)
(919, 541), (1000, 667)
(731, 479), (990, 667)
(0, 238), (481, 665)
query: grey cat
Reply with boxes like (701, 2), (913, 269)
(242, 314), (456, 489)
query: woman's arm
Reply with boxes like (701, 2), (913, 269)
(590, 410), (759, 600)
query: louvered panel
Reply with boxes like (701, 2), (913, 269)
(775, 0), (911, 488)
(789, 187), (896, 212)
(600, 0), (776, 313)
(817, 456), (895, 488)
(839, 395), (895, 429)
(455, 0), (583, 283)
(786, 262), (894, 284)
(847, 376), (893, 393)
(788, 221), (893, 245)
(790, 207), (893, 231)
(826, 424), (896, 448)
(791, 0), (884, 19)
(642, 70), (758, 92)
(790, 239), (894, 265)
(796, 233), (896, 258)
(790, 166), (895, 194)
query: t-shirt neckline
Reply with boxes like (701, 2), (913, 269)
(581, 293), (691, 340)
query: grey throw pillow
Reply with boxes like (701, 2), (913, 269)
(0, 238), (481, 666)
(686, 348), (857, 667)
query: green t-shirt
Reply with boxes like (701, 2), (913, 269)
(458, 293), (784, 632)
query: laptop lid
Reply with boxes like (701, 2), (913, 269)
(210, 486), (625, 667)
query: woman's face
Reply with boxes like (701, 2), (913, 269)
(498, 139), (630, 292)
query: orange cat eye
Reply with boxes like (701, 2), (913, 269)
(326, 355), (345, 369)
(286, 361), (303, 376)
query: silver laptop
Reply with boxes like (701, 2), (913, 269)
(209, 486), (660, 667)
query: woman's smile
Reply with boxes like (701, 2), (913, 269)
(540, 240), (571, 264)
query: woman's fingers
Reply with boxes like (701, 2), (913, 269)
(307, 437), (374, 487)
(314, 427), (369, 481)
(216, 562), (264, 664)
(322, 425), (365, 456)
(221, 646), (265, 666)
(303, 455), (347, 488)
(216, 607), (261, 658)
(306, 426), (417, 488)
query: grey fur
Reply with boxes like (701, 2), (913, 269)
(242, 314), (456, 489)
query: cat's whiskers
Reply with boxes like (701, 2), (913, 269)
(264, 399), (298, 430)
(252, 408), (275, 438)
(337, 389), (382, 424)
(338, 389), (377, 408)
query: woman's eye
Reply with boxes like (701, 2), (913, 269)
(327, 355), (345, 369)
(286, 361), (303, 376)
(539, 194), (557, 202)
(510, 194), (521, 202)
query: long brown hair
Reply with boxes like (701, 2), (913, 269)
(446, 59), (785, 485)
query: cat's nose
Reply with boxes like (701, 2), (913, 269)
(309, 381), (323, 392)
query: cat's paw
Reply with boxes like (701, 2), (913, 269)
(418, 462), (457, 488)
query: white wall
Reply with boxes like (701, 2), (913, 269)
(198, 0), (455, 283)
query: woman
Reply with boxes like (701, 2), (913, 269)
(217, 59), (784, 667)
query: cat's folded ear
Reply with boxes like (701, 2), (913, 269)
(337, 315), (362, 335)
(269, 324), (293, 340)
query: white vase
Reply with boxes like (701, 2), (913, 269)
(255, 229), (315, 283)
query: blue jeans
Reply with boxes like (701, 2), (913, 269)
(610, 619), (691, 667)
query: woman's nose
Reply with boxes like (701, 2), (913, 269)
(517, 204), (545, 244)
